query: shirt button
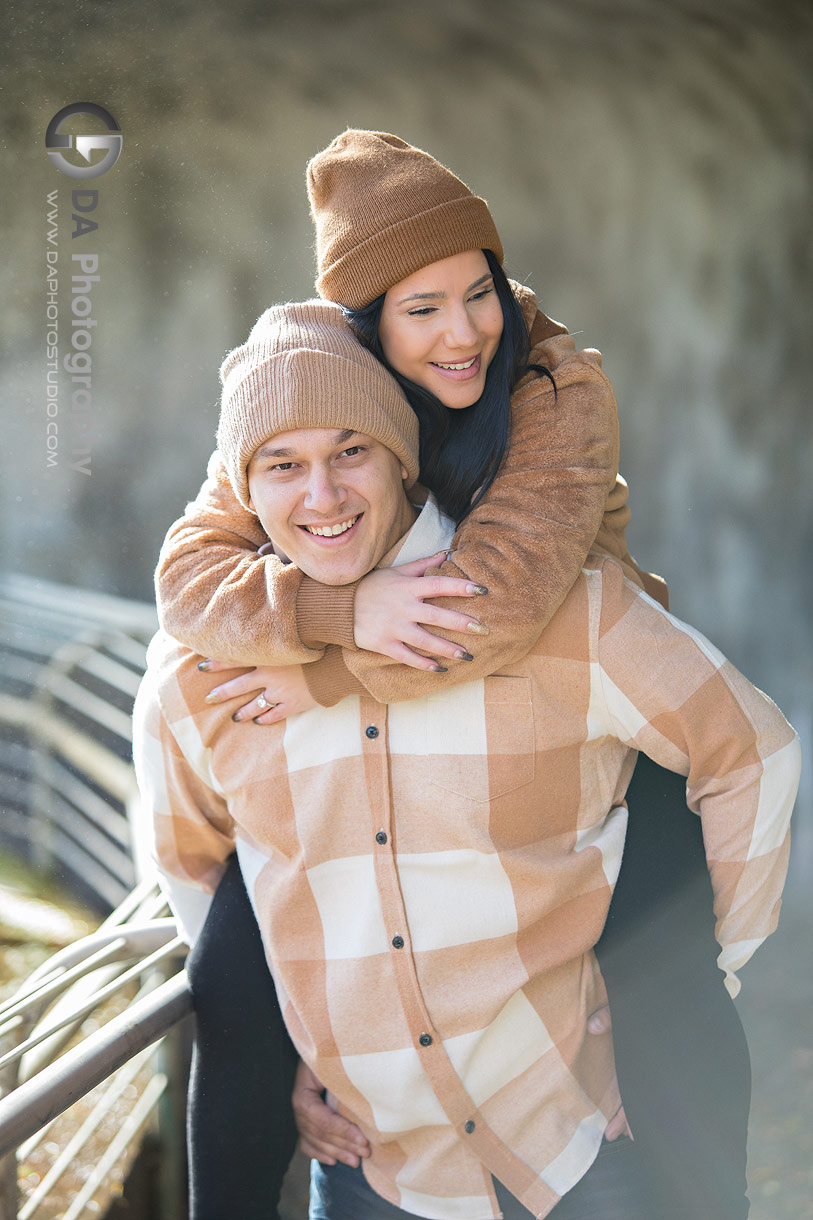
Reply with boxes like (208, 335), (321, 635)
(375, 830), (388, 845)
(365, 725), (379, 739)
(391, 935), (404, 949)
(419, 1033), (433, 1047)
(464, 1120), (476, 1134)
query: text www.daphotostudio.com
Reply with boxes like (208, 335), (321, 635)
(43, 102), (123, 477)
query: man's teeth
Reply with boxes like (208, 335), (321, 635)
(304, 516), (359, 537)
(433, 357), (476, 370)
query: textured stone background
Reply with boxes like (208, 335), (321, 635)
(2, 2), (811, 1214)
(2, 0), (811, 711)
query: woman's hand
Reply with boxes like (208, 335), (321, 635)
(292, 1060), (371, 1167)
(353, 554), (489, 669)
(200, 661), (317, 724)
(586, 1004), (634, 1140)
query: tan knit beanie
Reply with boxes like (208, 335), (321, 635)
(217, 300), (420, 510)
(308, 129), (504, 309)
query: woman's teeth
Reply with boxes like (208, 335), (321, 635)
(433, 357), (477, 370)
(304, 516), (359, 537)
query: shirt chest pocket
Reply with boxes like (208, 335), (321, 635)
(426, 675), (535, 803)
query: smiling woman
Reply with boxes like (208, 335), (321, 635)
(377, 251), (504, 409)
(346, 245), (540, 524)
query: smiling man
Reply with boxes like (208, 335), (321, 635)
(246, 425), (416, 586)
(133, 300), (799, 1220)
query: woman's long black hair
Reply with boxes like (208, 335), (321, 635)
(343, 249), (554, 524)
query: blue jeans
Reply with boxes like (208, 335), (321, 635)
(310, 1136), (652, 1220)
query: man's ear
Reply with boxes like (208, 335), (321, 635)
(400, 464), (409, 482)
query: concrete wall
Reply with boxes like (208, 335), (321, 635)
(2, 0), (811, 730)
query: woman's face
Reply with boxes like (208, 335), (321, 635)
(378, 250), (504, 409)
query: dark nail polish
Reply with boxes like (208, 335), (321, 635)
(433, 665), (448, 673)
(231, 712), (242, 722)
(456, 650), (474, 662)
(473, 585), (488, 596)
(198, 660), (211, 672)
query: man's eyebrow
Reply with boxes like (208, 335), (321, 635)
(395, 273), (493, 306)
(253, 443), (295, 459)
(252, 429), (359, 461)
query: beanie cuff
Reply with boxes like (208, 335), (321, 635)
(215, 300), (421, 519)
(316, 195), (503, 309)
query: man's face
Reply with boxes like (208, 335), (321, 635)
(247, 428), (415, 585)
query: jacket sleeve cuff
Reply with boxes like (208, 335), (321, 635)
(296, 577), (359, 649)
(303, 646), (367, 707)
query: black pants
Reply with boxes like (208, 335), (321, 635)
(186, 755), (751, 1220)
(185, 857), (298, 1220)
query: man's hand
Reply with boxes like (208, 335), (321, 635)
(292, 1060), (371, 1167)
(291, 1008), (631, 1168)
(604, 1104), (633, 1141)
(199, 661), (317, 724)
(354, 555), (489, 669)
(586, 1004), (634, 1140)
(587, 1004), (612, 1037)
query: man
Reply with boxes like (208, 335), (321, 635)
(133, 301), (799, 1220)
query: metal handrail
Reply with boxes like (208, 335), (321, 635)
(0, 572), (157, 908)
(0, 939), (186, 1075)
(0, 574), (193, 1217)
(0, 896), (193, 1219)
(0, 922), (179, 1024)
(0, 970), (192, 1159)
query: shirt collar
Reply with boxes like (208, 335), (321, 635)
(379, 493), (457, 570)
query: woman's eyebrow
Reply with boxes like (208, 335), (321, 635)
(395, 273), (493, 306)
(396, 289), (445, 305)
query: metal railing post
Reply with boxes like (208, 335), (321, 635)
(155, 1013), (193, 1219)
(0, 1152), (17, 1220)
(0, 1032), (18, 1220)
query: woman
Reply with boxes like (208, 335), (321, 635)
(157, 131), (750, 1219)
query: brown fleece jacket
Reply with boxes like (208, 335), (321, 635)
(155, 284), (666, 705)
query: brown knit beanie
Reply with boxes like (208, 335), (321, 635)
(308, 129), (504, 309)
(217, 300), (420, 510)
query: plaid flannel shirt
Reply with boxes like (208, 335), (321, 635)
(133, 497), (799, 1220)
